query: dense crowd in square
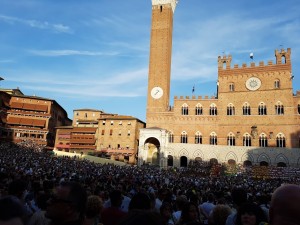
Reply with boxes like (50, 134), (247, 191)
(0, 141), (300, 225)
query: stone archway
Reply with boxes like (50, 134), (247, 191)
(144, 137), (160, 166)
(277, 162), (287, 167)
(260, 161), (269, 166)
(228, 159), (236, 165)
(243, 160), (252, 167)
(210, 158), (218, 165)
(180, 156), (188, 167)
(167, 155), (173, 167)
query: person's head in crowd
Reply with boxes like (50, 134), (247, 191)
(147, 192), (156, 210)
(236, 202), (267, 225)
(45, 181), (87, 225)
(0, 196), (25, 225)
(231, 187), (247, 208)
(269, 184), (300, 225)
(36, 193), (50, 211)
(179, 202), (201, 225)
(118, 210), (164, 225)
(207, 193), (215, 203)
(109, 190), (123, 208)
(175, 195), (188, 212)
(8, 179), (28, 201)
(85, 195), (103, 218)
(128, 192), (151, 211)
(160, 202), (173, 224)
(84, 195), (103, 225)
(209, 204), (231, 225)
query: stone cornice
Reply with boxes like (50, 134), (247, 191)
(152, 0), (178, 13)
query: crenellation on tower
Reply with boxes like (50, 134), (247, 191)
(275, 48), (291, 65)
(218, 55), (232, 70)
(218, 48), (291, 77)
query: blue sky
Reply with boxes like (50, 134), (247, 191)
(0, 0), (300, 122)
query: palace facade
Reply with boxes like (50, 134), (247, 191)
(0, 88), (72, 148)
(138, 0), (300, 167)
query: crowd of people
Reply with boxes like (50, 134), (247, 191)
(0, 141), (300, 225)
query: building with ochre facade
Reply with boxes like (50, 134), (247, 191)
(138, 0), (300, 167)
(54, 109), (146, 164)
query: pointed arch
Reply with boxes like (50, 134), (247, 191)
(243, 102), (251, 115)
(258, 102), (267, 115)
(259, 133), (268, 147)
(276, 132), (286, 147)
(227, 132), (235, 146)
(192, 149), (204, 159)
(209, 103), (217, 115)
(243, 133), (252, 146)
(195, 131), (202, 144)
(275, 154), (289, 167)
(257, 153), (271, 165)
(181, 103), (189, 115)
(275, 101), (284, 115)
(180, 131), (188, 143)
(195, 103), (203, 115)
(227, 103), (235, 115)
(210, 132), (217, 145)
(225, 152), (238, 162)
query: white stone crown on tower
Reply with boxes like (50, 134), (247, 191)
(152, 0), (178, 12)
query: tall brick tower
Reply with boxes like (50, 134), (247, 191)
(146, 0), (178, 126)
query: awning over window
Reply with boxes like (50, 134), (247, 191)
(7, 117), (21, 125)
(72, 127), (97, 133)
(35, 105), (48, 112)
(23, 103), (36, 111)
(32, 119), (46, 127)
(20, 118), (34, 126)
(10, 102), (23, 109)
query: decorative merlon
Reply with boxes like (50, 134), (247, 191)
(152, 0), (178, 13)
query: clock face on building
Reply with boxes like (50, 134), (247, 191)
(246, 77), (261, 91)
(151, 86), (163, 99)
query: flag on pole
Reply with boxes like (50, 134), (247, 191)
(192, 85), (195, 94)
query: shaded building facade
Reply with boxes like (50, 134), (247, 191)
(0, 88), (72, 148)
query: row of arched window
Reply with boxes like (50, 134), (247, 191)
(169, 132), (286, 148)
(181, 102), (295, 116)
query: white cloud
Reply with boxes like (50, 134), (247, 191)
(29, 49), (119, 57)
(0, 14), (72, 33)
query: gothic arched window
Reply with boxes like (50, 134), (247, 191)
(195, 104), (203, 115)
(227, 132), (235, 146)
(258, 102), (267, 115)
(243, 133), (252, 146)
(181, 103), (189, 115)
(181, 131), (188, 143)
(195, 131), (202, 144)
(276, 133), (286, 147)
(210, 104), (217, 116)
(210, 132), (217, 145)
(259, 133), (268, 147)
(227, 103), (235, 116)
(243, 102), (251, 115)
